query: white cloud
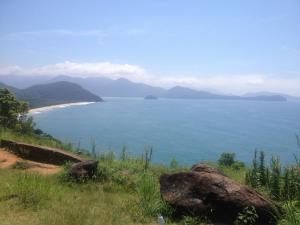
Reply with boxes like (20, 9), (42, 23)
(0, 61), (146, 77)
(0, 61), (300, 96)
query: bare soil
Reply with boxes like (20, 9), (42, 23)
(0, 148), (61, 175)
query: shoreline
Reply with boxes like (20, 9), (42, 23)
(28, 102), (95, 114)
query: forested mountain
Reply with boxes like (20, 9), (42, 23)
(0, 81), (102, 108)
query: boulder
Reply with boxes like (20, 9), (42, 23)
(160, 163), (280, 225)
(69, 160), (98, 179)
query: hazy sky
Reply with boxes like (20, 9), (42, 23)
(0, 0), (300, 95)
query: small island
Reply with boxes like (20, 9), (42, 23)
(144, 95), (158, 100)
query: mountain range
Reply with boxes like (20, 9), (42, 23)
(0, 75), (297, 104)
(0, 81), (102, 108)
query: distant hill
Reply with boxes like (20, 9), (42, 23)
(244, 92), (300, 101)
(164, 86), (287, 101)
(0, 75), (290, 102)
(49, 76), (287, 101)
(49, 76), (166, 97)
(0, 81), (102, 108)
(165, 86), (223, 99)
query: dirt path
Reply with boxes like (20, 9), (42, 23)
(0, 149), (61, 175)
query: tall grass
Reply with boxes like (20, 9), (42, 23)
(5, 173), (51, 209)
(278, 201), (300, 225)
(136, 173), (163, 216)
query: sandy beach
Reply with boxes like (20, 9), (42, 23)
(28, 102), (95, 114)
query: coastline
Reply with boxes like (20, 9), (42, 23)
(28, 102), (95, 114)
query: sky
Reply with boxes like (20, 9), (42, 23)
(0, 0), (300, 95)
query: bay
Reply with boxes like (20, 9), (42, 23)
(32, 98), (300, 165)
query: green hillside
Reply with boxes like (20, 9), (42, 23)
(1, 81), (102, 108)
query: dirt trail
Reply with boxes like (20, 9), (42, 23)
(0, 149), (61, 175)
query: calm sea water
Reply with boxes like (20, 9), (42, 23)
(32, 98), (300, 165)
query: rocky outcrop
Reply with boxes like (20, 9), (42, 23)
(160, 163), (281, 225)
(68, 160), (98, 179)
(0, 139), (83, 165)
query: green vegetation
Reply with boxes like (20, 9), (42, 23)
(1, 81), (102, 108)
(0, 88), (34, 132)
(234, 206), (259, 225)
(245, 149), (300, 224)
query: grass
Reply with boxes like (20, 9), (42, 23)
(278, 201), (300, 225)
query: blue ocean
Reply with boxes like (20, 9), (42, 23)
(32, 98), (300, 165)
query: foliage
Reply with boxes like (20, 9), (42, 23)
(218, 152), (236, 167)
(234, 206), (258, 225)
(246, 149), (300, 201)
(270, 156), (281, 200)
(0, 88), (35, 133)
(278, 201), (300, 225)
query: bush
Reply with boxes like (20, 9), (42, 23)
(218, 152), (236, 167)
(0, 88), (35, 133)
(234, 206), (258, 225)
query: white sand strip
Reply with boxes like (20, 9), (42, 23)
(28, 102), (95, 114)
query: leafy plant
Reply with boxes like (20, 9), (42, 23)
(234, 206), (258, 225)
(0, 88), (35, 133)
(218, 152), (236, 167)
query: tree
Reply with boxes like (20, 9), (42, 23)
(0, 88), (34, 132)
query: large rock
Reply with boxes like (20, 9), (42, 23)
(69, 160), (98, 179)
(160, 163), (280, 225)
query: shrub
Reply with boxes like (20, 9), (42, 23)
(218, 152), (236, 167)
(0, 88), (35, 133)
(234, 206), (258, 225)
